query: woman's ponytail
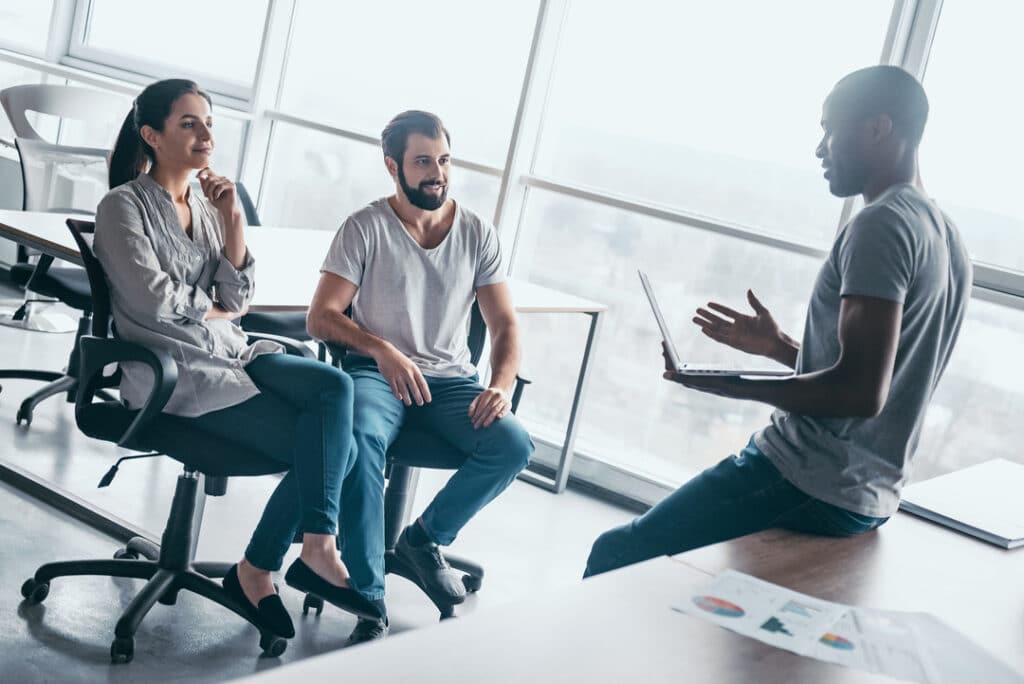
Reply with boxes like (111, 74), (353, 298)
(108, 107), (145, 189)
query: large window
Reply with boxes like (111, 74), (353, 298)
(533, 0), (893, 249)
(278, 0), (538, 167)
(919, 0), (1024, 274)
(69, 0), (270, 97)
(513, 189), (820, 484)
(0, 1), (56, 56)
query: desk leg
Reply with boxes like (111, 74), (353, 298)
(519, 310), (602, 494)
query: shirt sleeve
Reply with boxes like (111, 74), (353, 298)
(94, 190), (213, 324)
(201, 205), (255, 313)
(836, 205), (917, 304)
(320, 216), (366, 287)
(474, 220), (505, 289)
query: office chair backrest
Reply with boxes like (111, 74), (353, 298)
(1, 84), (128, 143)
(16, 137), (109, 213)
(467, 300), (486, 367)
(235, 181), (261, 226)
(65, 218), (111, 338)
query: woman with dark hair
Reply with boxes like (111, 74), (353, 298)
(95, 79), (383, 638)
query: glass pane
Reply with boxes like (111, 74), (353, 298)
(913, 297), (1024, 481)
(534, 0), (893, 249)
(260, 122), (499, 230)
(81, 0), (268, 87)
(513, 189), (820, 484)
(920, 1), (1024, 273)
(279, 0), (538, 167)
(0, 1), (55, 55)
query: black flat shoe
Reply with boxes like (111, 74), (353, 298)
(223, 564), (295, 638)
(284, 559), (383, 621)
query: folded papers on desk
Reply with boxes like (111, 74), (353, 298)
(899, 458), (1024, 549)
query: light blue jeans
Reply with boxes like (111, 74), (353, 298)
(584, 435), (888, 578)
(338, 356), (534, 600)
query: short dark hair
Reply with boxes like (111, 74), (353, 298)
(381, 110), (450, 165)
(830, 65), (929, 147)
(109, 79), (212, 188)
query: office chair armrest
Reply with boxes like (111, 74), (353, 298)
(511, 374), (531, 414)
(322, 340), (349, 368)
(76, 335), (178, 448)
(246, 332), (316, 359)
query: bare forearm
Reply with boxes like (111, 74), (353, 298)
(221, 208), (247, 269)
(487, 327), (520, 394)
(307, 308), (390, 360)
(731, 368), (882, 418)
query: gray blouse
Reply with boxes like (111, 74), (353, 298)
(93, 172), (282, 417)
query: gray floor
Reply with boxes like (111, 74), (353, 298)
(0, 286), (635, 682)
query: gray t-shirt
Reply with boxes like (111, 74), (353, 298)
(754, 183), (972, 517)
(321, 197), (505, 377)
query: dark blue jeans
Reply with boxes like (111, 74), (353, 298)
(337, 357), (535, 600)
(584, 436), (888, 578)
(187, 353), (356, 571)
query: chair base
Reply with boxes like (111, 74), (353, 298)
(19, 473), (288, 664)
(20, 548), (286, 663)
(0, 301), (77, 333)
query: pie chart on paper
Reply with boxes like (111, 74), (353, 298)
(692, 595), (745, 618)
(819, 633), (855, 650)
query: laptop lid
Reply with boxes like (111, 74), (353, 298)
(638, 270), (682, 371)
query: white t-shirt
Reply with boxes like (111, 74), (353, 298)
(321, 197), (505, 377)
(755, 183), (972, 517)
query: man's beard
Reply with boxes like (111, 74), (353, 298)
(398, 165), (448, 211)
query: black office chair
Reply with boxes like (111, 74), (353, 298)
(234, 181), (324, 359)
(306, 302), (529, 619)
(19, 218), (316, 663)
(0, 138), (112, 425)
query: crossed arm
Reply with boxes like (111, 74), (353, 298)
(672, 290), (902, 418)
(306, 272), (520, 428)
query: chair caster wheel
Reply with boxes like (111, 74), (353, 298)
(439, 605), (456, 620)
(462, 574), (482, 593)
(15, 406), (32, 426)
(110, 636), (134, 664)
(21, 578), (49, 604)
(302, 594), (323, 616)
(259, 632), (287, 657)
(113, 548), (140, 560)
(158, 589), (179, 606)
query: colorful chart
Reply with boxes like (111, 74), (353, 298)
(692, 595), (745, 618)
(819, 633), (855, 650)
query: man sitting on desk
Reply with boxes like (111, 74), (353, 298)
(585, 66), (972, 577)
(306, 110), (534, 642)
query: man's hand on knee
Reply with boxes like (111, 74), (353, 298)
(468, 387), (511, 430)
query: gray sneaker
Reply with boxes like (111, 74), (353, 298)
(394, 527), (467, 604)
(347, 617), (389, 645)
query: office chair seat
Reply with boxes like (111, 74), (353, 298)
(77, 401), (288, 478)
(240, 311), (309, 340)
(11, 262), (92, 311)
(387, 427), (470, 470)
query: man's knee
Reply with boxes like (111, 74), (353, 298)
(485, 418), (534, 474)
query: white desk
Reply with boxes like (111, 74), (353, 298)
(0, 209), (605, 492)
(232, 554), (897, 684)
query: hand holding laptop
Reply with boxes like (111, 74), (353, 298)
(638, 270), (793, 380)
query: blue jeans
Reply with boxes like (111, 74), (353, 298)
(187, 353), (356, 571)
(339, 357), (534, 600)
(584, 436), (888, 578)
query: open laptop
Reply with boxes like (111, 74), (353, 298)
(638, 270), (793, 377)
